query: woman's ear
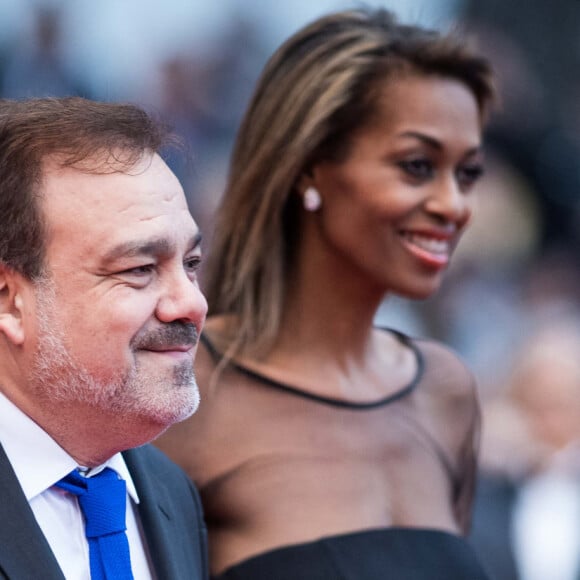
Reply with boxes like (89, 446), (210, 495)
(0, 266), (27, 345)
(296, 171), (323, 213)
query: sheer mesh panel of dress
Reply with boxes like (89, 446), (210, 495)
(196, 329), (483, 579)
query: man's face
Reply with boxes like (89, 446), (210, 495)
(27, 152), (207, 430)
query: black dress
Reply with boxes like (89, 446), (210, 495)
(189, 330), (490, 580)
(214, 528), (491, 579)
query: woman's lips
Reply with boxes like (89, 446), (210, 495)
(399, 231), (453, 268)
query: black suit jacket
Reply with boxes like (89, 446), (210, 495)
(0, 442), (208, 579)
(468, 474), (520, 580)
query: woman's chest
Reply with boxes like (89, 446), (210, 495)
(201, 403), (458, 531)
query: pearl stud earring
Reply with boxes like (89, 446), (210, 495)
(303, 186), (322, 212)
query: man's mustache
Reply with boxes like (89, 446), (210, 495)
(131, 322), (199, 350)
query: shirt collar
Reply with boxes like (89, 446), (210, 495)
(0, 391), (140, 503)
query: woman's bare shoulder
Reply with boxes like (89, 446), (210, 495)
(409, 334), (477, 403)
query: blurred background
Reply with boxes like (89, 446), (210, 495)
(1, 1), (579, 578)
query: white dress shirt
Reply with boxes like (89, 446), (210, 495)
(0, 392), (155, 580)
(512, 452), (580, 580)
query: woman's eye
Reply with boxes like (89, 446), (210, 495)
(398, 158), (434, 180)
(456, 164), (484, 188)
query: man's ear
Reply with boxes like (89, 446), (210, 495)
(0, 265), (27, 345)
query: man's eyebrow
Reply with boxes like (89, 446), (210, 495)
(103, 232), (202, 263)
(187, 232), (203, 252)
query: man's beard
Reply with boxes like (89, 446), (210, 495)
(29, 278), (200, 429)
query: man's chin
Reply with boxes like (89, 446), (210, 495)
(139, 383), (200, 428)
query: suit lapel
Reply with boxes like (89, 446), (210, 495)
(0, 443), (65, 579)
(123, 446), (185, 579)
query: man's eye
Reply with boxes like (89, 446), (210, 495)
(398, 158), (434, 179)
(123, 265), (154, 276)
(184, 257), (201, 273)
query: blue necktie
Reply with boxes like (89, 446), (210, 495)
(55, 467), (134, 580)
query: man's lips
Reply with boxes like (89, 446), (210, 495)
(138, 344), (195, 358)
(142, 344), (195, 352)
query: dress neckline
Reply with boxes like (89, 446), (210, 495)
(200, 328), (424, 410)
(213, 527), (487, 580)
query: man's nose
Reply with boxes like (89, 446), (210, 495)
(155, 269), (208, 327)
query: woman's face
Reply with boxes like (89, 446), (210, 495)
(308, 74), (484, 299)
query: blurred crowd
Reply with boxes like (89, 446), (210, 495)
(1, 1), (579, 579)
